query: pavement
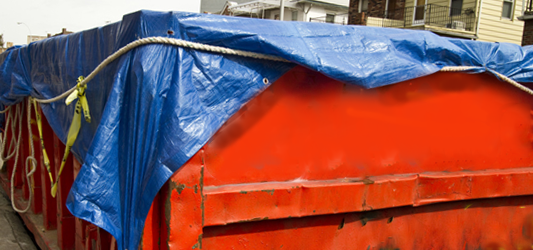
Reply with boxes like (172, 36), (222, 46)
(0, 188), (38, 250)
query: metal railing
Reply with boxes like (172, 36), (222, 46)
(309, 13), (349, 25)
(526, 0), (533, 13)
(369, 4), (476, 32)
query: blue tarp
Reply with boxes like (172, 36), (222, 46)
(1, 10), (533, 249)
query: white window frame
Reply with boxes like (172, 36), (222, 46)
(412, 0), (428, 25)
(502, 0), (515, 19)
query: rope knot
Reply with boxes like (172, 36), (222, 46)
(65, 76), (91, 123)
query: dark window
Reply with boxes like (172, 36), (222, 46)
(292, 11), (298, 21)
(502, 0), (514, 18)
(450, 0), (463, 16)
(360, 0), (369, 12)
(326, 14), (335, 23)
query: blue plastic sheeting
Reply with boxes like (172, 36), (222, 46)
(1, 10), (533, 249)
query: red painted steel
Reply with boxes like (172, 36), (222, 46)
(159, 153), (204, 250)
(146, 67), (533, 249)
(21, 104), (30, 200)
(203, 167), (533, 226)
(4, 67), (533, 249)
(141, 192), (162, 250)
(203, 68), (533, 186)
(0, 100), (115, 250)
(39, 107), (58, 230)
(29, 104), (43, 214)
(203, 196), (533, 249)
(53, 133), (75, 250)
(73, 159), (91, 250)
(3, 185), (60, 250)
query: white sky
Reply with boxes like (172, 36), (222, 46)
(0, 0), (201, 46)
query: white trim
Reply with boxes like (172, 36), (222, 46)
(475, 0), (483, 38)
(385, 0), (390, 17)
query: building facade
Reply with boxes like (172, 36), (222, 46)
(218, 0), (349, 24)
(349, 0), (526, 44)
(518, 0), (533, 45)
(27, 35), (47, 44)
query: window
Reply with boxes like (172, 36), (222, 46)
(292, 11), (298, 21)
(502, 0), (514, 19)
(359, 0), (369, 13)
(326, 14), (335, 23)
(450, 0), (463, 16)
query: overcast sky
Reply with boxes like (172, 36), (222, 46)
(0, 0), (201, 46)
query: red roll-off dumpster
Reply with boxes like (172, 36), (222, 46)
(3, 61), (533, 250)
(139, 66), (533, 249)
(1, 10), (533, 250)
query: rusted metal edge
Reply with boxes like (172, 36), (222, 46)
(0, 173), (60, 250)
(203, 167), (533, 227)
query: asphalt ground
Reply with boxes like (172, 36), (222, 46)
(0, 188), (38, 250)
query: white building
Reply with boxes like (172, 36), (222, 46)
(218, 0), (349, 24)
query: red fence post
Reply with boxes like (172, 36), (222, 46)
(28, 102), (43, 214)
(53, 134), (75, 250)
(39, 107), (57, 230)
(73, 158), (90, 250)
(21, 100), (31, 200)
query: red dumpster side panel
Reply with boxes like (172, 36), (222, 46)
(202, 196), (533, 250)
(204, 67), (533, 186)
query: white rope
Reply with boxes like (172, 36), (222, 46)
(33, 37), (290, 104)
(27, 37), (533, 104)
(0, 37), (532, 214)
(0, 103), (20, 169)
(441, 66), (533, 96)
(0, 106), (11, 114)
(8, 101), (33, 213)
(9, 99), (37, 213)
(439, 66), (479, 72)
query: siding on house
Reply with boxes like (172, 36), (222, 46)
(364, 0), (523, 44)
(476, 0), (524, 44)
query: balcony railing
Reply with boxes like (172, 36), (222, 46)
(526, 0), (533, 13)
(309, 14), (349, 25)
(368, 4), (476, 32)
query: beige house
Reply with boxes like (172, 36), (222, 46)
(349, 0), (526, 44)
(218, 0), (349, 24)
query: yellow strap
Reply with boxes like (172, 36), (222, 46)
(32, 99), (54, 185)
(51, 77), (91, 197)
